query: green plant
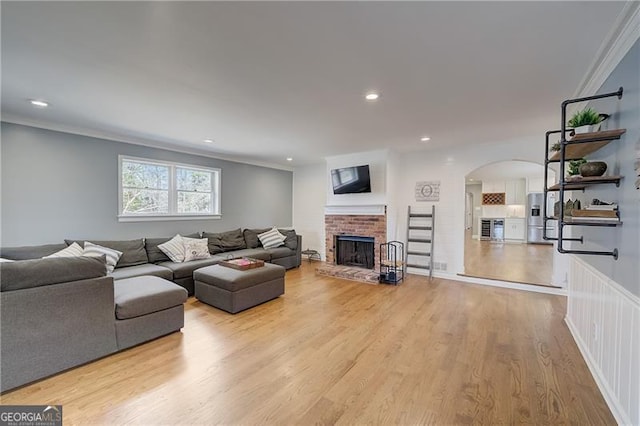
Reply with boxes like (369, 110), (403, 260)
(551, 141), (561, 152)
(568, 158), (587, 176)
(567, 108), (604, 128)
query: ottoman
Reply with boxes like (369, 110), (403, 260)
(114, 276), (188, 350)
(194, 263), (285, 313)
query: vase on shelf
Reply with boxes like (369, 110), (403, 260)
(579, 161), (607, 177)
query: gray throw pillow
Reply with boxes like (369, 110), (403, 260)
(202, 228), (246, 254)
(0, 255), (107, 292)
(278, 229), (298, 251)
(65, 239), (148, 268)
(243, 228), (271, 249)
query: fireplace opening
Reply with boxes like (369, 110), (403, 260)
(335, 235), (375, 269)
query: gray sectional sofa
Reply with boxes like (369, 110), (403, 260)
(0, 228), (301, 392)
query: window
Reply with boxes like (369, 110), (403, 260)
(118, 156), (220, 221)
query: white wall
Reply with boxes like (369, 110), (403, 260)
(292, 162), (327, 258)
(325, 149), (387, 206)
(393, 137), (546, 277)
(292, 137), (570, 286)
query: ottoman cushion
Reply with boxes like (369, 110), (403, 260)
(194, 264), (285, 292)
(114, 276), (188, 320)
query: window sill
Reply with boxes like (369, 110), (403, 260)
(118, 214), (222, 223)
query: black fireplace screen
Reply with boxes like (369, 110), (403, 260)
(335, 235), (375, 269)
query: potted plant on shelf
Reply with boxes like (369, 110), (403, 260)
(567, 108), (608, 134)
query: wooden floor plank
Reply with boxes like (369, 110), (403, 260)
(0, 262), (614, 425)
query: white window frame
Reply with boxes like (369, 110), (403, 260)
(118, 155), (221, 222)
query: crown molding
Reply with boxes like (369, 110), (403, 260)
(573, 1), (640, 98)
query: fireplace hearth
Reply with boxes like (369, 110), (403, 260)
(335, 235), (375, 269)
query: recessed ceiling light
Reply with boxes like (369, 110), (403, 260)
(29, 99), (49, 108)
(203, 139), (214, 143)
(365, 92), (379, 101)
(420, 137), (431, 142)
(286, 157), (293, 162)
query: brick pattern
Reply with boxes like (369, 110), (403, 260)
(325, 214), (387, 270)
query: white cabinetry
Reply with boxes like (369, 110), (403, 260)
(527, 177), (544, 193)
(482, 180), (506, 193)
(504, 218), (526, 241)
(505, 179), (526, 204)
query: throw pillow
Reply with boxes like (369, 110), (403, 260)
(158, 234), (186, 263)
(83, 242), (122, 273)
(258, 228), (286, 249)
(278, 229), (298, 250)
(183, 238), (210, 262)
(43, 242), (84, 258)
(0, 258), (15, 263)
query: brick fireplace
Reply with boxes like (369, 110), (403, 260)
(325, 213), (387, 270)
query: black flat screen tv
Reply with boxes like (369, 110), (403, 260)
(331, 165), (371, 194)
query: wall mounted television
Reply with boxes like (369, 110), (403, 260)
(331, 165), (371, 194)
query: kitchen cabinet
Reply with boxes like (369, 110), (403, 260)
(482, 180), (506, 193)
(505, 179), (526, 205)
(527, 177), (544, 193)
(504, 218), (526, 241)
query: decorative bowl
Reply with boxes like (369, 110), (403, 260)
(579, 161), (607, 177)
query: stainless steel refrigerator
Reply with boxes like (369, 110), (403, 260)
(527, 192), (556, 244)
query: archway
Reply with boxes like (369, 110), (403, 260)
(462, 160), (559, 286)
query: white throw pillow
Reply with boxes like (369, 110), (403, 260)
(183, 238), (210, 262)
(83, 242), (122, 273)
(258, 227), (286, 249)
(43, 242), (84, 258)
(158, 234), (186, 263)
(0, 258), (15, 263)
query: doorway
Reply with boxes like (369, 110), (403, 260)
(462, 160), (557, 287)
(465, 193), (473, 230)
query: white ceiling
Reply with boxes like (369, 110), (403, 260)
(1, 2), (627, 168)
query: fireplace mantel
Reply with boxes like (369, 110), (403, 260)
(324, 204), (386, 216)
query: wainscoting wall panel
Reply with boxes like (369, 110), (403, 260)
(566, 255), (639, 426)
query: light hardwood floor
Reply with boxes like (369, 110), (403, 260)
(1, 262), (613, 425)
(464, 230), (555, 286)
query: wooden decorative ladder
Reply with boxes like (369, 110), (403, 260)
(405, 205), (435, 278)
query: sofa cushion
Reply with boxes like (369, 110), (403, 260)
(183, 238), (210, 262)
(0, 256), (107, 292)
(267, 246), (295, 260)
(158, 235), (188, 263)
(279, 229), (298, 251)
(258, 228), (286, 249)
(0, 243), (68, 260)
(44, 242), (84, 258)
(65, 239), (148, 268)
(203, 228), (246, 254)
(157, 257), (221, 280)
(84, 242), (122, 274)
(110, 263), (173, 281)
(145, 234), (200, 263)
(224, 248), (271, 262)
(114, 276), (187, 320)
(243, 228), (270, 249)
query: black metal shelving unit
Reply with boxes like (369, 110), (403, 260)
(543, 87), (626, 259)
